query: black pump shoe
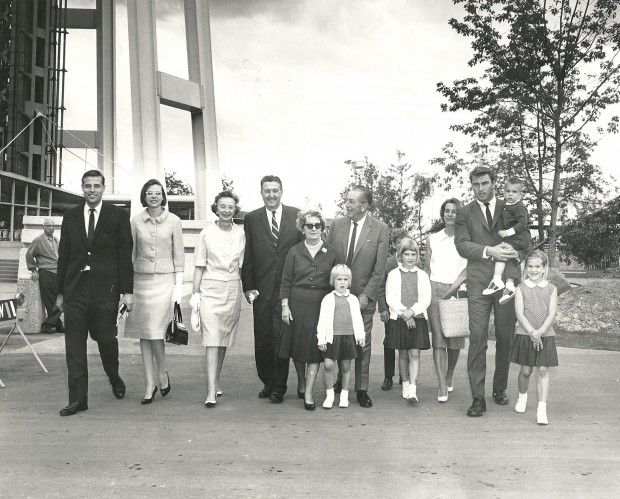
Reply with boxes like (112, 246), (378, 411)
(160, 372), (171, 397)
(141, 386), (158, 405)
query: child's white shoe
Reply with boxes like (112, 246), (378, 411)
(323, 389), (334, 409)
(339, 389), (349, 408)
(408, 383), (418, 402)
(537, 403), (548, 425)
(402, 380), (410, 399)
(515, 393), (527, 413)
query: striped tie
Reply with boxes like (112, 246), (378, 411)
(271, 211), (279, 240)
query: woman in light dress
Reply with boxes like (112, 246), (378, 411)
(190, 191), (245, 408)
(124, 179), (184, 405)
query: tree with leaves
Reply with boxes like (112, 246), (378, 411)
(165, 171), (194, 195)
(435, 0), (620, 266)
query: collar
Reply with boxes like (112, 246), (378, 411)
(141, 208), (169, 223)
(476, 196), (496, 212)
(524, 278), (549, 288)
(505, 200), (520, 206)
(398, 264), (419, 273)
(349, 212), (368, 227)
(333, 289), (350, 297)
(84, 201), (102, 214)
(436, 228), (454, 242)
(265, 204), (282, 217)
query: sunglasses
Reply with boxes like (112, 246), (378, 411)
(303, 223), (322, 230)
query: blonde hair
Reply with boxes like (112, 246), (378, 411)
(396, 237), (420, 264)
(523, 250), (548, 280)
(329, 264), (352, 288)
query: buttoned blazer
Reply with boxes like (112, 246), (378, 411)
(57, 202), (133, 302)
(454, 198), (506, 292)
(241, 204), (303, 300)
(325, 213), (389, 300)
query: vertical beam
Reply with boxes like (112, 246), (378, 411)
(126, 0), (163, 215)
(96, 0), (116, 189)
(184, 0), (221, 220)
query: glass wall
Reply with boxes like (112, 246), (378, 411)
(0, 176), (52, 241)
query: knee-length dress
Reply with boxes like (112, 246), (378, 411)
(385, 266), (432, 350)
(194, 222), (245, 347)
(277, 241), (337, 364)
(124, 209), (184, 340)
(510, 280), (558, 367)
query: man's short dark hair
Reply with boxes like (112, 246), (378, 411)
(81, 169), (105, 185)
(469, 166), (496, 183)
(350, 185), (373, 206)
(140, 179), (167, 207)
(260, 175), (282, 190)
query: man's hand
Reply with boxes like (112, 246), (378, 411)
(358, 294), (369, 310)
(379, 311), (390, 323)
(244, 290), (259, 304)
(55, 294), (64, 313)
(487, 242), (519, 262)
(30, 270), (39, 282)
(120, 293), (134, 312)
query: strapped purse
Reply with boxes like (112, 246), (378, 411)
(166, 302), (189, 345)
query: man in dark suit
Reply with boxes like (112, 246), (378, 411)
(326, 186), (389, 408)
(454, 165), (520, 417)
(55, 170), (134, 416)
(241, 175), (303, 402)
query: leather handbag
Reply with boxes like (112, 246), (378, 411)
(438, 290), (470, 338)
(166, 302), (188, 345)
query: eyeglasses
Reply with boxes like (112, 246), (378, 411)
(146, 191), (163, 197)
(303, 223), (322, 230)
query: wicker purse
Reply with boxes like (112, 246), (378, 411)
(438, 291), (470, 338)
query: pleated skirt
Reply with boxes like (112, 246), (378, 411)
(277, 297), (323, 364)
(124, 273), (174, 340)
(510, 335), (558, 367)
(385, 317), (431, 350)
(324, 334), (358, 360)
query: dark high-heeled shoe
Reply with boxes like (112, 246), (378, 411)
(304, 401), (315, 411)
(141, 386), (158, 405)
(297, 390), (305, 399)
(160, 372), (171, 397)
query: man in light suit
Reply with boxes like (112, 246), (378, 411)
(56, 170), (134, 416)
(326, 186), (389, 407)
(454, 165), (519, 417)
(242, 175), (303, 402)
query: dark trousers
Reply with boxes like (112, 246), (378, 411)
(252, 294), (289, 395)
(467, 292), (516, 399)
(38, 269), (62, 327)
(64, 273), (121, 404)
(383, 322), (395, 378)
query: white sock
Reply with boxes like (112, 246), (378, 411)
(506, 281), (516, 291)
(323, 388), (334, 409)
(339, 389), (349, 408)
(515, 392), (527, 413)
(402, 380), (410, 399)
(537, 402), (548, 425)
(493, 276), (504, 286)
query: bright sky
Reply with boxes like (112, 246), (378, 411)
(61, 0), (620, 219)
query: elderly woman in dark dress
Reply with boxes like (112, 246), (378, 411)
(278, 207), (339, 410)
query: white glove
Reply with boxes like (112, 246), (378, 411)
(173, 284), (184, 304)
(189, 292), (201, 311)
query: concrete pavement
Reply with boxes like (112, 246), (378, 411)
(1, 301), (619, 498)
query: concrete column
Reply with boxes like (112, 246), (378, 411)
(127, 0), (164, 215)
(184, 0), (221, 220)
(96, 0), (116, 189)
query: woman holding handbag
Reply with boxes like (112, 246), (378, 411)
(124, 179), (184, 405)
(190, 191), (245, 408)
(425, 198), (467, 403)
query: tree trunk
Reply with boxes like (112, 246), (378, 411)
(548, 121), (563, 269)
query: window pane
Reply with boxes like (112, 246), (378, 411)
(27, 183), (39, 205)
(1, 178), (13, 202)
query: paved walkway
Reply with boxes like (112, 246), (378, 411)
(1, 301), (619, 498)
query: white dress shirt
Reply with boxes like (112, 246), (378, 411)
(83, 201), (103, 237)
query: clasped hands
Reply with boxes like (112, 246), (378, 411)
(528, 330), (544, 351)
(399, 309), (417, 330)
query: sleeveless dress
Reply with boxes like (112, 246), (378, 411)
(509, 281), (558, 367)
(386, 271), (430, 350)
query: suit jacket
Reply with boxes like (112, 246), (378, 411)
(326, 213), (389, 301)
(57, 202), (134, 302)
(241, 204), (303, 300)
(454, 197), (506, 293)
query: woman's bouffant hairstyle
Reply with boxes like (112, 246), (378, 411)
(140, 179), (167, 207)
(396, 237), (419, 262)
(329, 264), (352, 288)
(210, 190), (241, 216)
(439, 198), (462, 219)
(523, 249), (549, 280)
(295, 208), (326, 233)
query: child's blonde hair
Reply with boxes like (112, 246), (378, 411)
(396, 237), (419, 263)
(330, 264), (352, 288)
(523, 249), (548, 280)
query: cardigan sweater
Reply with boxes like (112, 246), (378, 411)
(316, 290), (365, 345)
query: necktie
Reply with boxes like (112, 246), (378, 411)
(271, 210), (279, 240)
(346, 221), (358, 267)
(88, 208), (95, 243)
(484, 202), (493, 228)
